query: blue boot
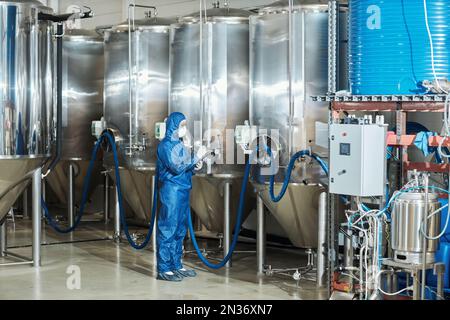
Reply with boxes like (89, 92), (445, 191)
(157, 272), (183, 282)
(174, 268), (197, 278)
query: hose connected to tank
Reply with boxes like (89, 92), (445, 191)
(43, 132), (158, 250)
(269, 150), (329, 203)
(187, 155), (252, 269)
(187, 148), (331, 269)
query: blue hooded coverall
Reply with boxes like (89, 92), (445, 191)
(156, 112), (198, 273)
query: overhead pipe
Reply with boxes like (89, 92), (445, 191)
(39, 9), (93, 177)
(127, 2), (157, 156)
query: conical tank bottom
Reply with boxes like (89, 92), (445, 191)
(46, 160), (102, 206)
(190, 176), (254, 234)
(108, 168), (156, 225)
(0, 158), (44, 222)
(255, 183), (325, 249)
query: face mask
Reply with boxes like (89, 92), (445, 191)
(178, 125), (187, 138)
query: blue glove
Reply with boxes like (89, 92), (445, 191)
(414, 131), (434, 157)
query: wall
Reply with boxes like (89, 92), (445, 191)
(53, 0), (276, 30)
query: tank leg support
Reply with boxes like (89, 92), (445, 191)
(0, 221), (6, 257)
(32, 167), (42, 268)
(224, 182), (231, 268)
(436, 264), (445, 300)
(42, 179), (46, 210)
(68, 163), (75, 228)
(114, 186), (121, 243)
(257, 194), (266, 275)
(104, 173), (110, 224)
(317, 192), (327, 289)
(22, 187), (29, 220)
(412, 270), (420, 300)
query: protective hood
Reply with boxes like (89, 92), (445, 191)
(165, 112), (186, 140)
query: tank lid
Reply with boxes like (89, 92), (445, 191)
(112, 16), (175, 32)
(179, 7), (251, 23)
(396, 192), (439, 202)
(64, 28), (103, 41)
(259, 0), (332, 14)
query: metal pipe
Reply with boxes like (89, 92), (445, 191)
(206, 24), (213, 175)
(45, 23), (63, 174)
(68, 163), (75, 228)
(257, 194), (266, 275)
(287, 0), (294, 156)
(32, 167), (42, 268)
(42, 179), (46, 207)
(42, 179), (46, 221)
(327, 0), (338, 94)
(413, 271), (420, 300)
(224, 182), (231, 268)
(0, 221), (6, 257)
(127, 4), (134, 157)
(386, 273), (392, 294)
(0, 261), (33, 267)
(114, 186), (121, 243)
(151, 175), (157, 253)
(393, 273), (399, 292)
(199, 0), (204, 163)
(344, 229), (354, 286)
(317, 192), (327, 288)
(4, 251), (31, 262)
(421, 174), (429, 300)
(22, 187), (29, 220)
(126, 3), (157, 157)
(104, 173), (110, 224)
(437, 264), (444, 300)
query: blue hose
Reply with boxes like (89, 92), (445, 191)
(269, 150), (329, 203)
(187, 156), (252, 269)
(187, 148), (334, 269)
(43, 132), (158, 250)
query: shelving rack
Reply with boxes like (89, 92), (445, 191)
(321, 0), (448, 300)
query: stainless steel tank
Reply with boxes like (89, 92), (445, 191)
(250, 1), (347, 248)
(169, 5), (253, 233)
(391, 192), (442, 264)
(46, 29), (104, 207)
(104, 17), (172, 224)
(0, 0), (54, 222)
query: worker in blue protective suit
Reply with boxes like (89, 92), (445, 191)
(156, 112), (209, 282)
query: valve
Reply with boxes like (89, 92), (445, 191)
(235, 121), (257, 155)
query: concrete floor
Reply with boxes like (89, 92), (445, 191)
(0, 219), (327, 300)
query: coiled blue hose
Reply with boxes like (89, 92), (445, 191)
(43, 132), (158, 250)
(269, 150), (329, 203)
(187, 156), (252, 269)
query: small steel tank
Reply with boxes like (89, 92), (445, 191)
(46, 29), (104, 209)
(169, 4), (253, 233)
(0, 0), (54, 222)
(250, 0), (347, 248)
(391, 192), (442, 264)
(103, 16), (172, 224)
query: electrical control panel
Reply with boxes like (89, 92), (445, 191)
(329, 116), (387, 197)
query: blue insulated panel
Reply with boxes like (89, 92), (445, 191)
(349, 0), (450, 95)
